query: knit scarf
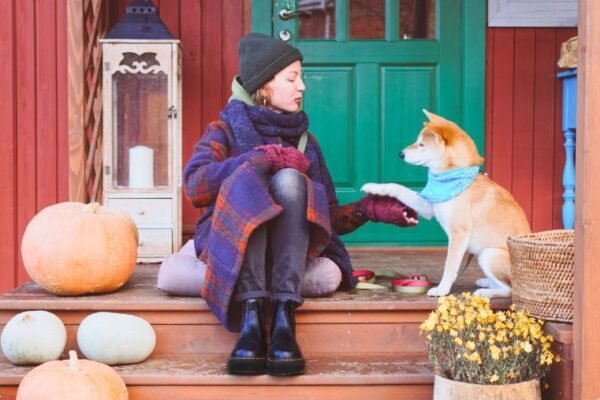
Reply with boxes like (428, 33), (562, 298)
(220, 100), (308, 150)
(419, 166), (480, 203)
(220, 99), (325, 180)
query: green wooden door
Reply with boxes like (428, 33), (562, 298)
(253, 0), (485, 246)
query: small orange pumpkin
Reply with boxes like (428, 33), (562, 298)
(17, 350), (128, 400)
(21, 202), (138, 295)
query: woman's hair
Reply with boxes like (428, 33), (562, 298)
(251, 84), (272, 107)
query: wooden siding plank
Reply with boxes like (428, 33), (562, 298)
(181, 0), (203, 231)
(489, 29), (515, 190)
(511, 29), (535, 222)
(463, 0), (486, 148)
(484, 28), (494, 172)
(201, 0), (223, 126)
(35, 0), (58, 210)
(15, 0), (37, 286)
(57, 0), (69, 202)
(67, 0), (86, 202)
(0, 0), (17, 294)
(221, 1), (243, 102)
(243, 0), (252, 33)
(117, 0), (128, 18)
(531, 29), (557, 231)
(574, 1), (600, 397)
(158, 0), (180, 38)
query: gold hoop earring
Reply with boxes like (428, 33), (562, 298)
(260, 92), (268, 106)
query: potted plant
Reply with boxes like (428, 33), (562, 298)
(420, 293), (560, 400)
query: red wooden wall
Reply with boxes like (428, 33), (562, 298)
(0, 0), (69, 294)
(0, 0), (578, 292)
(485, 28), (577, 231)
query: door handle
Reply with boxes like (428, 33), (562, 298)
(279, 8), (312, 20)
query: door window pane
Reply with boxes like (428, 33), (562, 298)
(298, 0), (336, 39)
(350, 0), (385, 39)
(399, 0), (436, 39)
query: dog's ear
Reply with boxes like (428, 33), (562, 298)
(424, 122), (450, 142)
(422, 124), (446, 143)
(422, 109), (449, 124)
(423, 109), (435, 121)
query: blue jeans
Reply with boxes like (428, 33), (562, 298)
(236, 168), (309, 305)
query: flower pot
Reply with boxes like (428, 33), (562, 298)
(433, 375), (541, 400)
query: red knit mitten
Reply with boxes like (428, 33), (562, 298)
(255, 144), (285, 171)
(255, 144), (310, 174)
(279, 146), (310, 173)
(355, 195), (418, 226)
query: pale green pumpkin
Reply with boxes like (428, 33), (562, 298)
(1, 311), (66, 365)
(77, 312), (156, 365)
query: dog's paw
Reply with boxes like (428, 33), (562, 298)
(427, 285), (451, 297)
(475, 278), (494, 288)
(361, 183), (395, 196)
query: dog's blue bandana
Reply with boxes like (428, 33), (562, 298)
(419, 166), (480, 203)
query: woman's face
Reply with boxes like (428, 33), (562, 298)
(264, 60), (305, 113)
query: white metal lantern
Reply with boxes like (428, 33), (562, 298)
(101, 0), (182, 262)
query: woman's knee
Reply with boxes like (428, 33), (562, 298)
(270, 168), (306, 203)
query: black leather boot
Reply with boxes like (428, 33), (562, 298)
(267, 301), (305, 376)
(227, 299), (266, 375)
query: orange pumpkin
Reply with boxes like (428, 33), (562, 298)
(21, 202), (138, 295)
(17, 350), (128, 400)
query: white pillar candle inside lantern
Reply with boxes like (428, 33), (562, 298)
(129, 145), (154, 188)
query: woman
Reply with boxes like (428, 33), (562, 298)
(183, 33), (417, 376)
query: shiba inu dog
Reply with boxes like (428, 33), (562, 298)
(362, 110), (531, 298)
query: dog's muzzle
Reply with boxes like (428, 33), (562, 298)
(399, 151), (405, 159)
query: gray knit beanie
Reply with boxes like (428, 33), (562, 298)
(238, 33), (303, 94)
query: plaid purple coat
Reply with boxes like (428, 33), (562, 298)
(184, 120), (363, 331)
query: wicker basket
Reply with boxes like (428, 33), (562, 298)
(507, 230), (574, 323)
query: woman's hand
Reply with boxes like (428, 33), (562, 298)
(254, 144), (310, 174)
(355, 194), (419, 226)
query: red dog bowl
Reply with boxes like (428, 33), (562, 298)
(392, 275), (433, 294)
(353, 269), (375, 283)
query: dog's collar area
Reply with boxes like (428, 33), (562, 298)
(419, 166), (481, 203)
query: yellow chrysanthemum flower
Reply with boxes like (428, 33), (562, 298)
(418, 294), (558, 385)
(522, 341), (533, 353)
(489, 345), (501, 360)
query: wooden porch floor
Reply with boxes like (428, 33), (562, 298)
(0, 247), (507, 311)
